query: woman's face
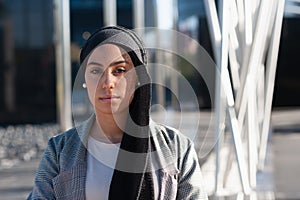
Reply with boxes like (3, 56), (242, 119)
(85, 44), (138, 115)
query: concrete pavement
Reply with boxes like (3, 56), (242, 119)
(272, 133), (300, 199)
(0, 159), (38, 200)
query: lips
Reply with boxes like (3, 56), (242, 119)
(99, 95), (120, 102)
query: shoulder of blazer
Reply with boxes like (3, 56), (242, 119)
(150, 120), (192, 151)
(48, 127), (87, 172)
(149, 120), (194, 172)
(49, 114), (94, 159)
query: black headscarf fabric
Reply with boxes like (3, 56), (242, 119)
(80, 26), (154, 200)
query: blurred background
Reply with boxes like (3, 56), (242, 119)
(0, 0), (299, 199)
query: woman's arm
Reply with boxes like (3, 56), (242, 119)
(27, 138), (59, 199)
(177, 142), (208, 200)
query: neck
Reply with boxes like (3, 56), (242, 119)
(92, 110), (128, 143)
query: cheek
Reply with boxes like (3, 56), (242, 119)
(127, 80), (137, 105)
(122, 76), (137, 94)
(124, 71), (138, 90)
(115, 78), (135, 106)
(85, 74), (99, 99)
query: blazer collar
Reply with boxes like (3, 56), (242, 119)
(76, 114), (96, 146)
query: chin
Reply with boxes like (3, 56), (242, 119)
(95, 105), (129, 115)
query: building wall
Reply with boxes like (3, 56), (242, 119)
(0, 0), (55, 125)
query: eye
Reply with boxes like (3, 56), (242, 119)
(90, 68), (102, 75)
(112, 67), (126, 75)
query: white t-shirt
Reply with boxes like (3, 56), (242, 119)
(86, 136), (120, 200)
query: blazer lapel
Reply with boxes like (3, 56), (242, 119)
(52, 115), (95, 199)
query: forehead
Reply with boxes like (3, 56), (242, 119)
(87, 43), (132, 63)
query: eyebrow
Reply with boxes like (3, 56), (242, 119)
(87, 60), (129, 67)
(111, 60), (129, 66)
(87, 61), (103, 67)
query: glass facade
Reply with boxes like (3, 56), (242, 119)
(0, 0), (55, 125)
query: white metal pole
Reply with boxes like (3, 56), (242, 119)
(235, 0), (253, 112)
(244, 0), (276, 188)
(204, 0), (221, 63)
(228, 0), (241, 93)
(227, 107), (251, 194)
(104, 0), (117, 26)
(154, 0), (165, 108)
(171, 0), (179, 108)
(221, 1), (250, 194)
(133, 0), (144, 29)
(237, 0), (275, 137)
(258, 0), (285, 170)
(54, 0), (72, 131)
(247, 74), (259, 188)
(133, 0), (145, 48)
(203, 0), (224, 193)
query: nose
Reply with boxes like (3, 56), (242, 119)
(100, 70), (115, 89)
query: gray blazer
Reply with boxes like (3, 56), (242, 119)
(28, 117), (208, 200)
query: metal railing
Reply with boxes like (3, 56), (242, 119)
(204, 0), (285, 197)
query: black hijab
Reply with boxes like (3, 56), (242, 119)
(80, 26), (154, 200)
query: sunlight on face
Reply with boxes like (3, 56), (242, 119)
(85, 44), (138, 115)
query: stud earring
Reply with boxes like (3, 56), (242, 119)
(136, 82), (140, 88)
(83, 83), (87, 88)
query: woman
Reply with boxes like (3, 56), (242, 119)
(28, 26), (208, 200)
